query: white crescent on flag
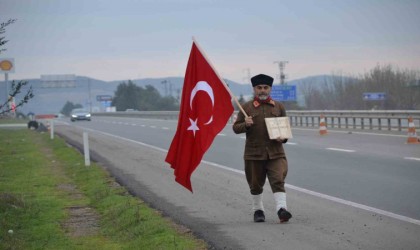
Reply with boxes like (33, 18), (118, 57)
(190, 81), (214, 125)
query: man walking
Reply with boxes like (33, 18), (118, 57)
(233, 74), (292, 223)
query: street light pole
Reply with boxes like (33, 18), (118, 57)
(88, 78), (92, 112)
(161, 80), (168, 96)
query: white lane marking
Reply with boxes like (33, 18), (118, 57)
(326, 147), (355, 153)
(293, 128), (406, 138)
(162, 127), (169, 130)
(141, 125), (146, 127)
(404, 157), (420, 161)
(201, 160), (420, 226)
(286, 184), (420, 226)
(218, 133), (226, 136)
(287, 142), (298, 145)
(240, 136), (246, 139)
(150, 126), (156, 128)
(66, 126), (420, 226)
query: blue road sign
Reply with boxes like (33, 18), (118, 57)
(271, 85), (297, 101)
(102, 101), (112, 107)
(363, 92), (386, 101)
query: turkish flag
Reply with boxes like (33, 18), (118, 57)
(165, 41), (234, 192)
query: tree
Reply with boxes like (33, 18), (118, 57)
(112, 80), (142, 111)
(0, 19), (34, 116)
(112, 80), (179, 111)
(60, 101), (83, 116)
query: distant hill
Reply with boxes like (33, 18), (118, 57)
(0, 75), (340, 115)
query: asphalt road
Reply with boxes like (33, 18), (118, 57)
(53, 117), (420, 249)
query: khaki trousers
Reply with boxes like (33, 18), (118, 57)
(245, 157), (288, 195)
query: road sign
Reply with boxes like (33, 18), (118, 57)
(102, 101), (112, 107)
(363, 92), (386, 101)
(271, 85), (297, 101)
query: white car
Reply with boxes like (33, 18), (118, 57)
(70, 108), (91, 122)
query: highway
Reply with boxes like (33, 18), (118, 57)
(54, 116), (420, 249)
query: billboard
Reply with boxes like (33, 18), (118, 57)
(40, 74), (76, 88)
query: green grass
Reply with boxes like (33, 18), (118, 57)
(0, 129), (207, 249)
(0, 117), (28, 124)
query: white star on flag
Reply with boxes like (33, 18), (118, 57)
(187, 118), (199, 136)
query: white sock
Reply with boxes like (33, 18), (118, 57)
(273, 192), (287, 211)
(252, 194), (264, 211)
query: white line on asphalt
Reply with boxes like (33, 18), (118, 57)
(286, 142), (298, 145)
(150, 126), (156, 128)
(286, 184), (420, 226)
(162, 127), (169, 130)
(293, 128), (406, 138)
(326, 147), (355, 153)
(68, 127), (420, 226)
(218, 134), (226, 136)
(404, 157), (420, 161)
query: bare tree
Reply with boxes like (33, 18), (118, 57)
(0, 19), (34, 116)
(300, 65), (419, 110)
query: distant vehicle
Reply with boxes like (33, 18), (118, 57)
(70, 108), (91, 122)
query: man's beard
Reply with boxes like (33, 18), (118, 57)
(257, 94), (268, 100)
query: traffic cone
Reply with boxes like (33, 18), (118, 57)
(407, 116), (420, 144)
(319, 114), (327, 135)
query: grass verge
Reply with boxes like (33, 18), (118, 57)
(0, 128), (207, 249)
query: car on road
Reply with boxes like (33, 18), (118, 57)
(70, 108), (91, 122)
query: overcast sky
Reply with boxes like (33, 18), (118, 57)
(1, 0), (419, 83)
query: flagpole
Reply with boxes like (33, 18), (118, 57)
(192, 37), (249, 118)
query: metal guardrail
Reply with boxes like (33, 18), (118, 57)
(94, 110), (420, 132)
(287, 110), (420, 131)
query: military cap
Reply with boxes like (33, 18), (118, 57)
(251, 74), (274, 87)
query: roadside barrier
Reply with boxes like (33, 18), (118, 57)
(34, 114), (56, 133)
(407, 116), (420, 144)
(319, 114), (327, 135)
(93, 110), (420, 132)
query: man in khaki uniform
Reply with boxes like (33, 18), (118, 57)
(233, 74), (292, 223)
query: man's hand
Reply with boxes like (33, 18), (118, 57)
(245, 116), (253, 127)
(276, 137), (285, 143)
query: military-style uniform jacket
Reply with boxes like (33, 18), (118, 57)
(233, 99), (287, 160)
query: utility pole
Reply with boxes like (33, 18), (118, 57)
(273, 61), (289, 85)
(243, 68), (251, 84)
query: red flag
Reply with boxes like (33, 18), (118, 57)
(165, 41), (234, 192)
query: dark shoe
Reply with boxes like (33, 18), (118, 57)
(278, 208), (292, 223)
(254, 210), (265, 222)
